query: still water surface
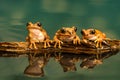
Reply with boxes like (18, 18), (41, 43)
(0, 0), (120, 80)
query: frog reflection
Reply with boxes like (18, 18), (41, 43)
(26, 22), (51, 49)
(80, 59), (102, 69)
(55, 54), (79, 72)
(53, 26), (80, 48)
(24, 54), (50, 77)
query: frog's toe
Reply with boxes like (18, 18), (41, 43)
(43, 40), (52, 48)
(77, 39), (81, 44)
(73, 40), (76, 44)
(28, 43), (38, 49)
(73, 39), (80, 45)
(47, 40), (53, 47)
(58, 44), (62, 49)
(54, 40), (63, 48)
(43, 44), (47, 48)
(94, 40), (103, 48)
(33, 43), (38, 49)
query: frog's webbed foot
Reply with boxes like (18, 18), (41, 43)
(73, 36), (80, 45)
(43, 39), (52, 48)
(54, 39), (63, 49)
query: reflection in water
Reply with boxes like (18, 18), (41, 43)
(80, 58), (102, 69)
(24, 48), (119, 77)
(24, 54), (50, 77)
(55, 54), (79, 72)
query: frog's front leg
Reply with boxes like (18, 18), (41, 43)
(43, 39), (52, 48)
(94, 39), (103, 48)
(53, 36), (63, 49)
(73, 35), (80, 45)
(54, 39), (63, 49)
(95, 38), (111, 48)
(26, 37), (38, 49)
(29, 42), (37, 49)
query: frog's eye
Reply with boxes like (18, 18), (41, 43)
(60, 28), (66, 33)
(26, 22), (30, 26)
(72, 26), (77, 32)
(90, 29), (95, 34)
(81, 30), (84, 35)
(37, 22), (42, 27)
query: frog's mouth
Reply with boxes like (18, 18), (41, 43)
(58, 34), (74, 38)
(87, 36), (97, 40)
(59, 31), (75, 36)
(28, 26), (40, 30)
(82, 34), (98, 40)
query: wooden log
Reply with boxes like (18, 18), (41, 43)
(0, 40), (120, 57)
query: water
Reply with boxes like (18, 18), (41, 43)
(0, 0), (120, 80)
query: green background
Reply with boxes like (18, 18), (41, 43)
(0, 0), (120, 80)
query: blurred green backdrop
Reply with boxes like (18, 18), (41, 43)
(0, 0), (120, 80)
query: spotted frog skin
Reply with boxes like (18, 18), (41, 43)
(81, 29), (108, 48)
(53, 26), (80, 48)
(26, 22), (51, 49)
